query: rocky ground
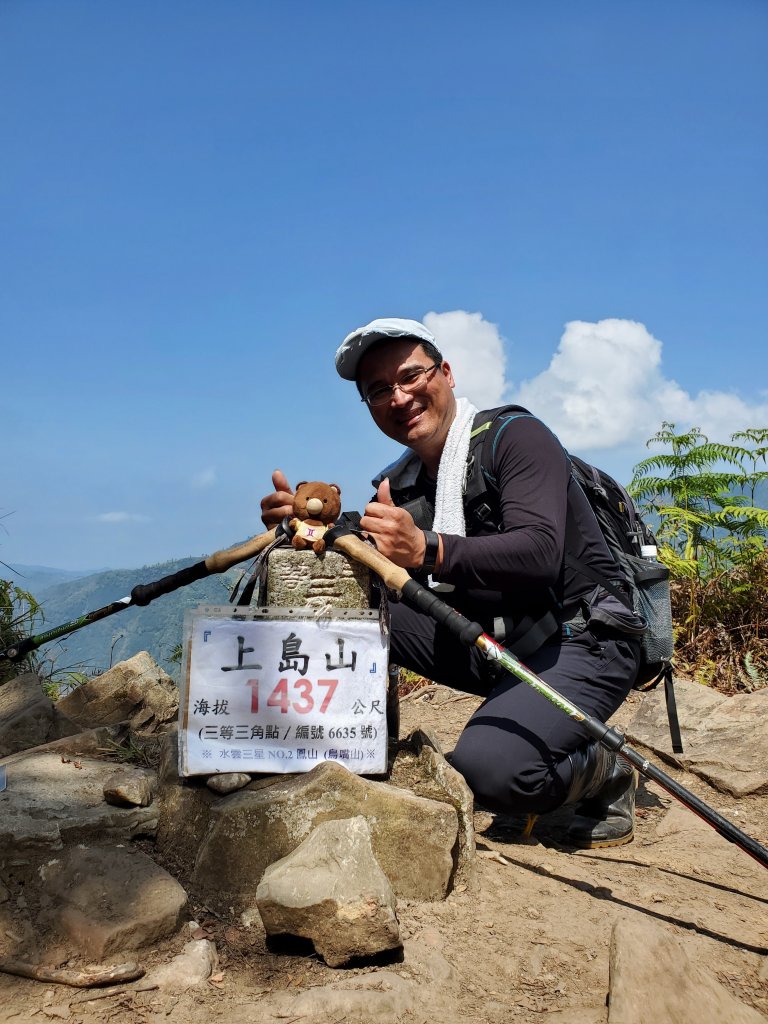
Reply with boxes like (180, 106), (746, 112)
(1, 665), (767, 1024)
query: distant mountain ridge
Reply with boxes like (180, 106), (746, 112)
(25, 556), (240, 678)
(3, 563), (109, 596)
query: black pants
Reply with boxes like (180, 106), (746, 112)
(390, 600), (641, 816)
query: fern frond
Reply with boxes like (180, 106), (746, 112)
(743, 651), (768, 689)
(657, 546), (698, 579)
(731, 428), (768, 447)
(715, 506), (768, 528)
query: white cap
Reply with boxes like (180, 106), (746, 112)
(334, 317), (438, 381)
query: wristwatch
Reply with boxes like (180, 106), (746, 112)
(421, 530), (440, 574)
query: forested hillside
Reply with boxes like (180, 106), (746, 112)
(33, 557), (240, 677)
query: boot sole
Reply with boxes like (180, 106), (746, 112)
(568, 830), (634, 850)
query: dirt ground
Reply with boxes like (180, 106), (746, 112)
(2, 686), (767, 1023)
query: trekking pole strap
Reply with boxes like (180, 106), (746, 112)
(663, 665), (684, 754)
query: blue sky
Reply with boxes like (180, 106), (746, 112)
(2, 1), (766, 573)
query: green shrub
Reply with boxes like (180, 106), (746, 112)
(0, 579), (41, 683)
(630, 424), (768, 692)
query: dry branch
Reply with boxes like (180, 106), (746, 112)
(0, 959), (144, 987)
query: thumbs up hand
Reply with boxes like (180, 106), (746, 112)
(360, 478), (429, 568)
(376, 478), (395, 506)
(260, 469), (295, 528)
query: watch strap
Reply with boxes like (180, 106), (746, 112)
(421, 530), (440, 574)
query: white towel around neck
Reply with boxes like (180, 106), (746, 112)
(432, 396), (479, 537)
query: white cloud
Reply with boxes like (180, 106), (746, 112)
(423, 310), (508, 408)
(92, 512), (151, 524)
(423, 312), (768, 451)
(510, 318), (768, 450)
(191, 466), (217, 489)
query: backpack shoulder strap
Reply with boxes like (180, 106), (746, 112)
(464, 405), (536, 529)
(472, 405), (537, 475)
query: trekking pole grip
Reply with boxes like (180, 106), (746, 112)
(129, 528), (279, 607)
(401, 579), (484, 646)
(204, 527), (278, 573)
(326, 533), (411, 592)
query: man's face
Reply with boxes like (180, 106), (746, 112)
(357, 340), (456, 457)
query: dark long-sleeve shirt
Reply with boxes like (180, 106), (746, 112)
(379, 413), (621, 631)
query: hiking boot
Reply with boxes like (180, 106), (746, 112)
(565, 742), (637, 849)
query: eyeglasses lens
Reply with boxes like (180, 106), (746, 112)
(365, 363), (439, 407)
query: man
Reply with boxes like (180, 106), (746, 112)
(261, 318), (643, 847)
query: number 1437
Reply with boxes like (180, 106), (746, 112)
(246, 678), (338, 714)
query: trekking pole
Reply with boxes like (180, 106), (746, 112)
(0, 528), (279, 671)
(324, 527), (768, 872)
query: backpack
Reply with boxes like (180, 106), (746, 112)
(464, 406), (682, 753)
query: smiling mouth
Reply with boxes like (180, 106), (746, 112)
(398, 408), (424, 428)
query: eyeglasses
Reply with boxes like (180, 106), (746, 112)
(361, 362), (441, 407)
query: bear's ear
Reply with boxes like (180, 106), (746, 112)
(295, 481), (307, 489)
(329, 484), (341, 495)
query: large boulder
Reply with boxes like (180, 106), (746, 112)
(640, 802), (768, 895)
(56, 652), (179, 734)
(609, 915), (767, 1023)
(154, 730), (216, 865)
(0, 672), (75, 756)
(256, 816), (400, 967)
(39, 844), (188, 958)
(626, 678), (768, 796)
(193, 760), (459, 909)
(389, 727), (475, 887)
(0, 751), (158, 873)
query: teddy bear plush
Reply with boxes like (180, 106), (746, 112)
(289, 481), (342, 554)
